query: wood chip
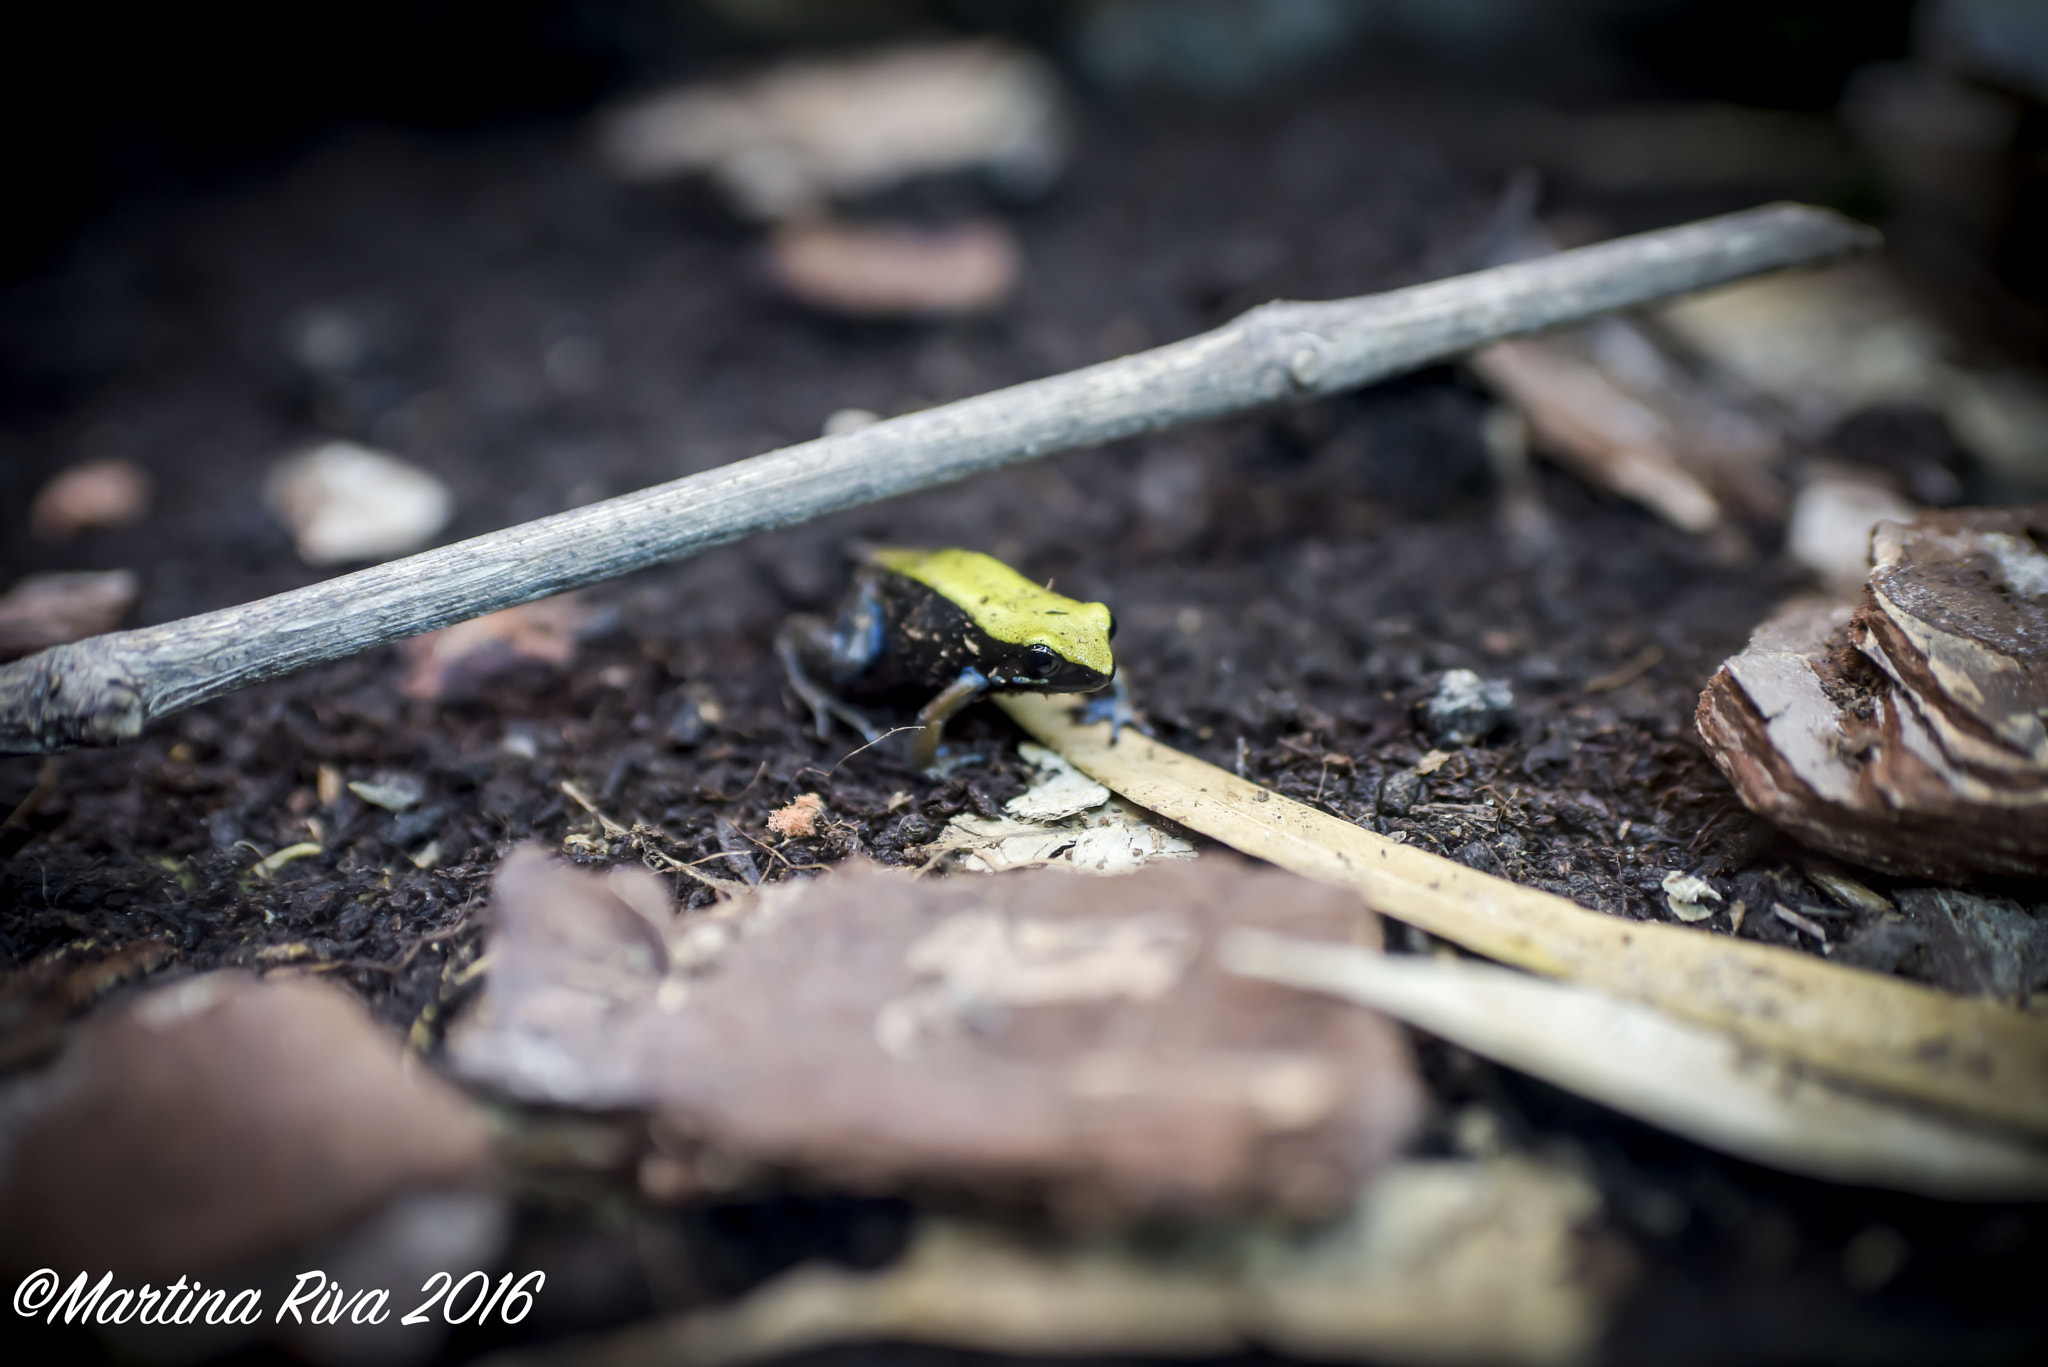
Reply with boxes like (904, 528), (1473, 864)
(1470, 336), (1725, 534)
(0, 570), (139, 661)
(1698, 505), (2048, 880)
(30, 458), (152, 541)
(400, 596), (583, 702)
(448, 849), (1420, 1218)
(767, 217), (1019, 317)
(1773, 902), (1830, 943)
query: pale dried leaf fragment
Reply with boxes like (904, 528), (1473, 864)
(348, 772), (424, 813)
(0, 570), (139, 661)
(1658, 259), (2048, 492)
(30, 458), (152, 541)
(1222, 930), (2048, 1198)
(1660, 870), (1722, 923)
(264, 441), (452, 566)
(929, 798), (1195, 876)
(1005, 742), (1110, 821)
(931, 741), (1189, 875)
(1657, 260), (1947, 425)
(768, 217), (1019, 317)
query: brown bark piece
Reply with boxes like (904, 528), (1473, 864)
(0, 972), (491, 1279)
(767, 218), (1020, 317)
(0, 570), (139, 661)
(399, 596), (584, 701)
(449, 850), (1422, 1219)
(1697, 504), (2048, 880)
(1470, 337), (1725, 534)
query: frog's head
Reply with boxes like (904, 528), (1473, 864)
(873, 547), (1117, 694)
(991, 602), (1116, 693)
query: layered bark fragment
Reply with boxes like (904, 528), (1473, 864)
(449, 852), (1422, 1219)
(1698, 505), (2048, 880)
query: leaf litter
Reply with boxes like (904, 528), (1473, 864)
(449, 849), (1421, 1219)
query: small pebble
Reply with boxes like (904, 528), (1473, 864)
(264, 441), (452, 566)
(823, 407), (881, 436)
(1379, 768), (1422, 817)
(30, 459), (152, 541)
(1418, 669), (1514, 747)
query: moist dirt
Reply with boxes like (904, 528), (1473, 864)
(2, 83), (2041, 1364)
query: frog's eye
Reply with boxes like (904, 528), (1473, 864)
(1020, 643), (1061, 677)
(1106, 612), (1117, 642)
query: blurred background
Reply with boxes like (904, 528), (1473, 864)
(4, 1), (2045, 615)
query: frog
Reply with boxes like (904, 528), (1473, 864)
(776, 546), (1133, 771)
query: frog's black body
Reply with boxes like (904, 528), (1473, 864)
(776, 550), (1125, 771)
(821, 568), (1111, 700)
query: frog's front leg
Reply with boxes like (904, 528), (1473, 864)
(1075, 675), (1147, 743)
(776, 616), (885, 744)
(912, 667), (990, 772)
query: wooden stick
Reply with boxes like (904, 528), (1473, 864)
(0, 203), (1875, 754)
(995, 692), (2048, 1137)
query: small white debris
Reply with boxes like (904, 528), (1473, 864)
(931, 751), (1193, 877)
(264, 442), (452, 566)
(822, 407), (881, 437)
(1005, 743), (1111, 823)
(408, 841), (443, 871)
(1786, 472), (1919, 597)
(348, 773), (425, 813)
(1661, 870), (1724, 923)
(931, 801), (1196, 877)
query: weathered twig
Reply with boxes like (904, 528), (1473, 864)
(0, 203), (1875, 754)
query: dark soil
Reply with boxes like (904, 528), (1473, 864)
(3, 82), (2043, 1364)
